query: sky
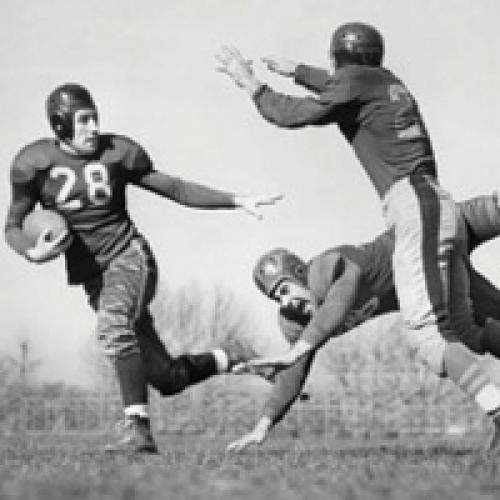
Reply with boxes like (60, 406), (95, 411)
(1, 0), (500, 386)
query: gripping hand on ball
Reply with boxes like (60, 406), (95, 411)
(26, 228), (71, 263)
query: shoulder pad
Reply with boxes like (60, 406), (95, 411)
(10, 139), (54, 183)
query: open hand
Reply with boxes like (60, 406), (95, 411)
(215, 45), (261, 93)
(226, 428), (267, 453)
(234, 193), (283, 220)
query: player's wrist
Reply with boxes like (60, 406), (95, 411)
(245, 80), (264, 98)
(255, 415), (272, 436)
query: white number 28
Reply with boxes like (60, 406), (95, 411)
(50, 162), (112, 210)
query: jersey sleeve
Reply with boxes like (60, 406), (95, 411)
(253, 70), (359, 128)
(458, 194), (500, 252)
(294, 64), (332, 94)
(122, 140), (154, 183)
(301, 251), (361, 347)
(5, 148), (40, 255)
(135, 170), (235, 208)
(262, 350), (316, 425)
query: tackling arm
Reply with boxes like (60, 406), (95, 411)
(235, 256), (362, 372)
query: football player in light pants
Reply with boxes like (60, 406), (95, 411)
(216, 23), (500, 442)
(228, 193), (500, 451)
(4, 83), (282, 454)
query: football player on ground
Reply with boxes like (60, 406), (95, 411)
(4, 83), (282, 454)
(216, 22), (500, 441)
(227, 193), (500, 452)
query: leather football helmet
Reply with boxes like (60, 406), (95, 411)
(46, 83), (97, 140)
(330, 22), (384, 68)
(253, 247), (308, 298)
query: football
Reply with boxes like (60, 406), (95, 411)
(22, 209), (72, 258)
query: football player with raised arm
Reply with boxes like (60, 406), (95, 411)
(4, 83), (282, 453)
(216, 23), (500, 439)
(227, 193), (500, 452)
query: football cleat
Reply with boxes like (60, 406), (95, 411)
(105, 415), (158, 454)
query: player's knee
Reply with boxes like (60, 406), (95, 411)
(96, 325), (139, 361)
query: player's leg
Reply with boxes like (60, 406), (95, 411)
(385, 175), (500, 445)
(468, 267), (500, 356)
(135, 310), (225, 395)
(84, 237), (158, 453)
(136, 306), (256, 395)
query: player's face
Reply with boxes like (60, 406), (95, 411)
(69, 109), (99, 154)
(272, 279), (315, 318)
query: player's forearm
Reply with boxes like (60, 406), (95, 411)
(294, 64), (332, 94)
(262, 352), (315, 424)
(301, 268), (360, 347)
(253, 86), (332, 128)
(253, 415), (272, 437)
(138, 172), (236, 208)
(4, 225), (31, 258)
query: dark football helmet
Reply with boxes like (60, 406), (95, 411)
(46, 83), (97, 140)
(330, 22), (384, 68)
(253, 247), (308, 298)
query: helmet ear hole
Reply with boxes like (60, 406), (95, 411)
(49, 111), (71, 140)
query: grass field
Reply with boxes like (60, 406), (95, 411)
(2, 433), (500, 500)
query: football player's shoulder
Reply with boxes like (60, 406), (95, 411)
(102, 133), (143, 155)
(307, 249), (346, 297)
(321, 66), (365, 102)
(11, 138), (55, 183)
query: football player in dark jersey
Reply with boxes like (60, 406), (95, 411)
(216, 22), (500, 439)
(227, 193), (500, 452)
(4, 83), (282, 453)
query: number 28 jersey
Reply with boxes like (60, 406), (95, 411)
(10, 134), (153, 284)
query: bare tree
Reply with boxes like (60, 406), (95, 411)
(7, 338), (42, 389)
(151, 281), (257, 358)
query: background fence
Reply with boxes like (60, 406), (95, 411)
(0, 365), (487, 439)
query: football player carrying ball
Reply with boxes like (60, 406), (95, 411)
(4, 83), (282, 453)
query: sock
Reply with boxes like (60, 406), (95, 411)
(124, 404), (149, 419)
(481, 318), (500, 358)
(114, 351), (149, 408)
(212, 348), (229, 373)
(445, 342), (500, 416)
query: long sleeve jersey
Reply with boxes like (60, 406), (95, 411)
(254, 64), (437, 198)
(6, 134), (235, 283)
(263, 194), (500, 424)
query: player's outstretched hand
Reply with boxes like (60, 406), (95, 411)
(232, 356), (291, 376)
(215, 45), (261, 94)
(226, 428), (267, 453)
(261, 57), (298, 77)
(234, 193), (283, 220)
(26, 229), (71, 263)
